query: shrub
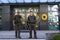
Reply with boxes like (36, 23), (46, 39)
(52, 34), (60, 40)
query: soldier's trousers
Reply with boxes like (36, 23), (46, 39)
(15, 23), (21, 38)
(29, 24), (37, 38)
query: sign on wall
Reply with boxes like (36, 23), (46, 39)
(41, 13), (47, 21)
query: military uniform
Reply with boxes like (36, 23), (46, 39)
(27, 15), (37, 38)
(13, 15), (22, 38)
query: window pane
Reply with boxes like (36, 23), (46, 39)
(48, 0), (55, 2)
(17, 0), (24, 3)
(1, 0), (8, 3)
(0, 1), (1, 4)
(14, 8), (26, 23)
(25, 0), (31, 3)
(48, 11), (59, 30)
(48, 5), (58, 11)
(48, 12), (58, 22)
(8, 0), (16, 3)
(48, 12), (53, 22)
(48, 5), (51, 11)
(56, 0), (60, 2)
(40, 0), (47, 2)
(21, 8), (25, 12)
(33, 0), (39, 2)
(51, 5), (58, 11)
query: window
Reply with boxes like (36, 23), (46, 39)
(1, 0), (8, 3)
(8, 0), (16, 3)
(48, 5), (59, 30)
(56, 0), (60, 2)
(14, 7), (39, 30)
(0, 5), (2, 30)
(48, 0), (55, 2)
(25, 0), (31, 3)
(40, 0), (47, 2)
(16, 0), (24, 3)
(32, 0), (39, 2)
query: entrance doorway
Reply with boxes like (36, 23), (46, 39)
(10, 6), (40, 30)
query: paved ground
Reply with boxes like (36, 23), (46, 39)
(0, 39), (46, 40)
(0, 30), (59, 40)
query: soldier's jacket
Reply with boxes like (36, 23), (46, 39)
(13, 15), (22, 24)
(27, 15), (36, 24)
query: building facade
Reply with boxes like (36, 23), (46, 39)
(0, 0), (60, 30)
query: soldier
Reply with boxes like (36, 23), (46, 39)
(13, 11), (22, 38)
(27, 10), (37, 38)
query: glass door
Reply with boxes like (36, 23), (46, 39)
(14, 7), (39, 30)
(48, 5), (59, 30)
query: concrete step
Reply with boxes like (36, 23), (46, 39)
(0, 31), (46, 39)
(0, 39), (46, 40)
(0, 30), (59, 39)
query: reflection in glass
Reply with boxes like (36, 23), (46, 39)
(32, 0), (39, 2)
(8, 0), (16, 3)
(1, 0), (8, 3)
(48, 0), (55, 2)
(48, 5), (51, 11)
(48, 5), (58, 11)
(48, 5), (59, 30)
(56, 0), (60, 2)
(0, 0), (60, 3)
(51, 5), (58, 11)
(14, 7), (39, 30)
(25, 0), (31, 3)
(40, 0), (47, 2)
(21, 9), (25, 12)
(16, 0), (24, 3)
